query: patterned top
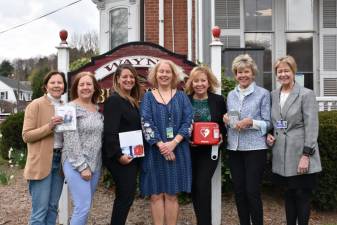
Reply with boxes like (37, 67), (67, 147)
(140, 90), (193, 196)
(191, 99), (211, 122)
(226, 83), (271, 151)
(62, 103), (103, 172)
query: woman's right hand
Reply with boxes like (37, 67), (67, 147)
(118, 154), (133, 165)
(266, 134), (275, 146)
(223, 113), (229, 125)
(49, 116), (63, 130)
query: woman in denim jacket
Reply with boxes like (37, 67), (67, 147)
(223, 54), (271, 225)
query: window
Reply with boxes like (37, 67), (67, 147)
(244, 0), (272, 32)
(286, 0), (313, 31)
(323, 0), (337, 28)
(245, 33), (272, 90)
(110, 7), (128, 49)
(0, 91), (8, 100)
(287, 33), (313, 89)
(215, 0), (240, 29)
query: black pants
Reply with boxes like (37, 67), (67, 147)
(228, 150), (267, 225)
(285, 188), (312, 225)
(104, 159), (139, 225)
(191, 148), (219, 225)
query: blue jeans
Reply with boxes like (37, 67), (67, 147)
(29, 152), (64, 225)
(63, 160), (100, 225)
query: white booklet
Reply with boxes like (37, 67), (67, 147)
(119, 130), (144, 158)
(54, 105), (77, 132)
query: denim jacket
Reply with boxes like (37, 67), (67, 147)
(226, 83), (271, 151)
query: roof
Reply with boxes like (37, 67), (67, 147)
(0, 76), (31, 92)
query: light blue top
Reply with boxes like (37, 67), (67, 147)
(226, 82), (271, 151)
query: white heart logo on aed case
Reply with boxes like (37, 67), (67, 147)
(200, 128), (210, 138)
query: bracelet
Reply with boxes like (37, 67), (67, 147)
(173, 138), (179, 144)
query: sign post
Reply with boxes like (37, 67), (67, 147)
(56, 29), (70, 225)
(210, 26), (223, 225)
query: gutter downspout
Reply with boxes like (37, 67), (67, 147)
(172, 0), (175, 52)
(159, 0), (164, 46)
(198, 0), (203, 62)
(187, 0), (192, 60)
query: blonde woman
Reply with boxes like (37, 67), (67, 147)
(102, 64), (142, 225)
(267, 56), (321, 225)
(223, 54), (271, 225)
(185, 65), (226, 225)
(140, 60), (193, 225)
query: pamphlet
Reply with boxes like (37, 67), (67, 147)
(55, 105), (77, 132)
(119, 130), (144, 158)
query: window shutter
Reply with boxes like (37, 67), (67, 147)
(323, 35), (337, 71)
(215, 0), (240, 29)
(323, 0), (337, 28)
(323, 78), (337, 96)
(220, 35), (240, 48)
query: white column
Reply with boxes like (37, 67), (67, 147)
(56, 32), (70, 225)
(198, 0), (204, 62)
(187, 0), (193, 60)
(159, 0), (164, 46)
(210, 30), (223, 225)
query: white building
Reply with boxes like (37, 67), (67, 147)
(0, 76), (32, 112)
(92, 0), (337, 97)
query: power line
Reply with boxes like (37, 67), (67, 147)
(0, 0), (83, 35)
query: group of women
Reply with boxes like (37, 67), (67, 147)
(22, 54), (321, 225)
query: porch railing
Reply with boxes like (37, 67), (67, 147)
(317, 97), (337, 111)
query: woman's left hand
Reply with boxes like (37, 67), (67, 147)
(297, 155), (310, 174)
(235, 118), (253, 131)
(80, 168), (92, 181)
(158, 141), (176, 156)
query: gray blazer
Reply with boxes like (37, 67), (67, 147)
(271, 82), (322, 177)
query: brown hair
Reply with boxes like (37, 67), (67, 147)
(112, 64), (141, 108)
(185, 65), (219, 95)
(147, 60), (181, 89)
(42, 71), (67, 94)
(232, 54), (258, 77)
(274, 55), (298, 75)
(70, 72), (101, 104)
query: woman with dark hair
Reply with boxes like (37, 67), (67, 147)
(62, 71), (103, 225)
(102, 64), (142, 225)
(22, 71), (67, 225)
(185, 65), (226, 225)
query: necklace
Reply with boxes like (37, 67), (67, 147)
(157, 88), (172, 105)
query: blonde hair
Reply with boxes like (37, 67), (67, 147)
(112, 64), (141, 108)
(71, 72), (101, 104)
(232, 54), (258, 76)
(274, 55), (297, 75)
(185, 65), (219, 95)
(147, 60), (180, 89)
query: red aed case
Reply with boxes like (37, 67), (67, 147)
(192, 122), (220, 145)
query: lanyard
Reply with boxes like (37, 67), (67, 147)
(158, 89), (173, 124)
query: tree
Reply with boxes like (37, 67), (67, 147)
(29, 67), (50, 100)
(0, 60), (14, 77)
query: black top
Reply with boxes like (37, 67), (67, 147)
(102, 93), (141, 163)
(188, 92), (227, 151)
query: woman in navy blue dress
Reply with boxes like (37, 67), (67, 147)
(140, 60), (193, 225)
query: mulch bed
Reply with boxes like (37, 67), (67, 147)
(0, 167), (336, 225)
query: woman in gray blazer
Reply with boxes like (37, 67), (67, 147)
(267, 55), (322, 225)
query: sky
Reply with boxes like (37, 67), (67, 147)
(0, 0), (99, 61)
